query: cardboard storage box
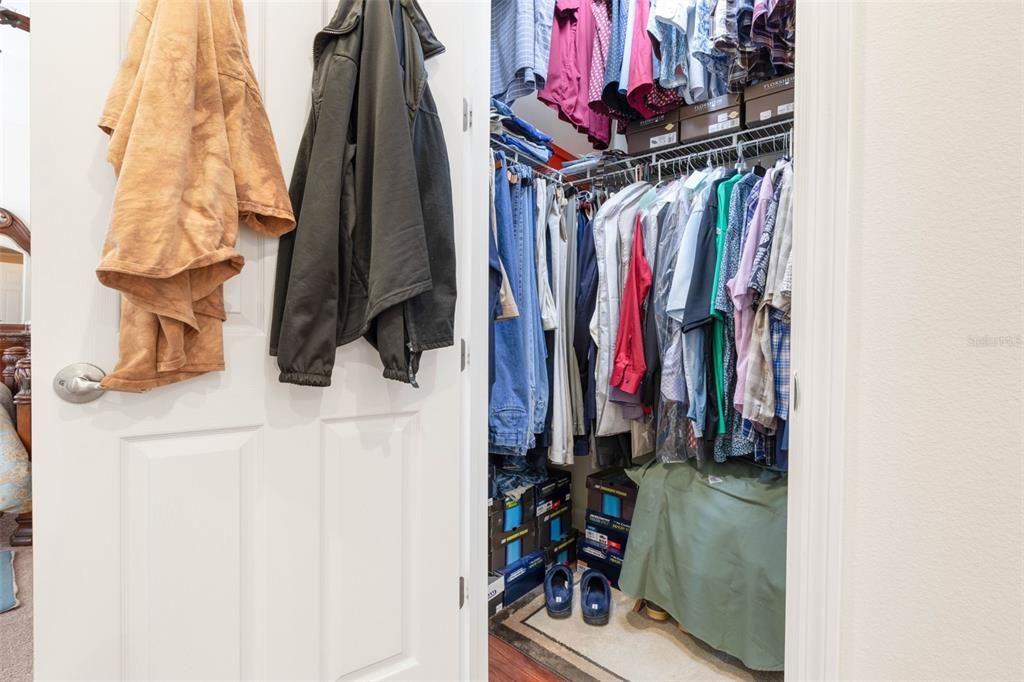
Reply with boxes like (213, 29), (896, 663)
(498, 550), (546, 606)
(586, 468), (639, 522)
(488, 487), (537, 537)
(489, 524), (538, 572)
(625, 109), (682, 154)
(488, 573), (505, 617)
(535, 468), (572, 517)
(536, 501), (573, 547)
(678, 94), (742, 142)
(577, 540), (625, 588)
(544, 529), (579, 567)
(584, 509), (630, 556)
(743, 74), (794, 125)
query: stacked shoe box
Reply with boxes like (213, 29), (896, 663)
(488, 486), (537, 572)
(534, 468), (578, 567)
(489, 485), (544, 609)
(489, 468), (577, 609)
(578, 467), (638, 588)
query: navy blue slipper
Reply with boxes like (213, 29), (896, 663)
(580, 569), (611, 626)
(544, 563), (574, 619)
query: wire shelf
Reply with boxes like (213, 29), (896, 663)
(575, 119), (794, 185)
(490, 118), (793, 187)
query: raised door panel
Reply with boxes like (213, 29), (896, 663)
(121, 427), (267, 681)
(320, 413), (419, 680)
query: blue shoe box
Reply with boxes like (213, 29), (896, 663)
(585, 467), (638, 522)
(488, 487), (537, 537)
(577, 539), (624, 589)
(489, 523), (538, 572)
(498, 550), (546, 606)
(534, 468), (571, 517)
(543, 528), (579, 567)
(536, 501), (573, 548)
(583, 510), (630, 557)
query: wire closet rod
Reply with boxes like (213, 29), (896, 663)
(490, 138), (568, 185)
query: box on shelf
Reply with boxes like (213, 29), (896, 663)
(584, 509), (630, 556)
(488, 573), (505, 617)
(489, 524), (538, 572)
(678, 94), (742, 142)
(577, 539), (625, 588)
(743, 75), (794, 125)
(536, 500), (573, 547)
(488, 486), (537, 537)
(544, 528), (579, 567)
(586, 468), (639, 522)
(625, 109), (682, 154)
(498, 550), (546, 606)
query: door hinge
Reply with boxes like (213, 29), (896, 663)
(462, 98), (472, 131)
(792, 372), (799, 411)
(459, 576), (466, 609)
(460, 339), (468, 371)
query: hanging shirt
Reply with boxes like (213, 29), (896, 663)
(492, 0), (558, 102)
(589, 0), (614, 114)
(712, 173), (760, 461)
(729, 171), (776, 411)
(591, 182), (650, 436)
(625, 0), (656, 117)
(611, 214), (653, 394)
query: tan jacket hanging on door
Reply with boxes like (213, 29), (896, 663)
(96, 0), (295, 391)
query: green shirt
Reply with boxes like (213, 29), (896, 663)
(711, 173), (743, 433)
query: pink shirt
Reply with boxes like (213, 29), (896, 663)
(625, 0), (655, 117)
(728, 172), (776, 410)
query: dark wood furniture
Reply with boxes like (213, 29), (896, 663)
(1, 327), (30, 546)
(0, 5), (30, 32)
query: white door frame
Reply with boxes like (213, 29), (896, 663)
(459, 2), (856, 679)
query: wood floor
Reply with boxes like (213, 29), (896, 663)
(489, 634), (563, 682)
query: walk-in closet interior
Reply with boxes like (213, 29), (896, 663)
(485, 0), (794, 678)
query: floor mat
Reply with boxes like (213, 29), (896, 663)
(491, 578), (783, 682)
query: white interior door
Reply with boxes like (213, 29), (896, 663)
(31, 1), (486, 680)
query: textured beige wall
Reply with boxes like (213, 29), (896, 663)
(838, 2), (1024, 679)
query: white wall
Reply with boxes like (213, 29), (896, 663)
(837, 2), (1023, 679)
(513, 95), (626, 157)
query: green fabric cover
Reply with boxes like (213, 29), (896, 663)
(618, 459), (787, 671)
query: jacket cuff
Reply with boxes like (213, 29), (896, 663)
(382, 366), (420, 387)
(279, 371), (332, 387)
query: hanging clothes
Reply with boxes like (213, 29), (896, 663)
(272, 0), (455, 387)
(98, 0), (295, 391)
(492, 0), (558, 102)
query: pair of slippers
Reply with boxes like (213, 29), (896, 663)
(543, 563), (611, 626)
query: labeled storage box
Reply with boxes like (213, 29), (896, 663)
(534, 468), (571, 517)
(743, 74), (794, 125)
(488, 487), (537, 537)
(498, 550), (546, 606)
(544, 529), (579, 567)
(586, 467), (638, 522)
(488, 573), (506, 617)
(536, 501), (573, 547)
(577, 540), (625, 588)
(678, 94), (742, 142)
(584, 509), (630, 556)
(625, 109), (682, 154)
(489, 523), (538, 572)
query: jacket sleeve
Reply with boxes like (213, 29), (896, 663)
(357, 1), (433, 383)
(270, 54), (359, 387)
